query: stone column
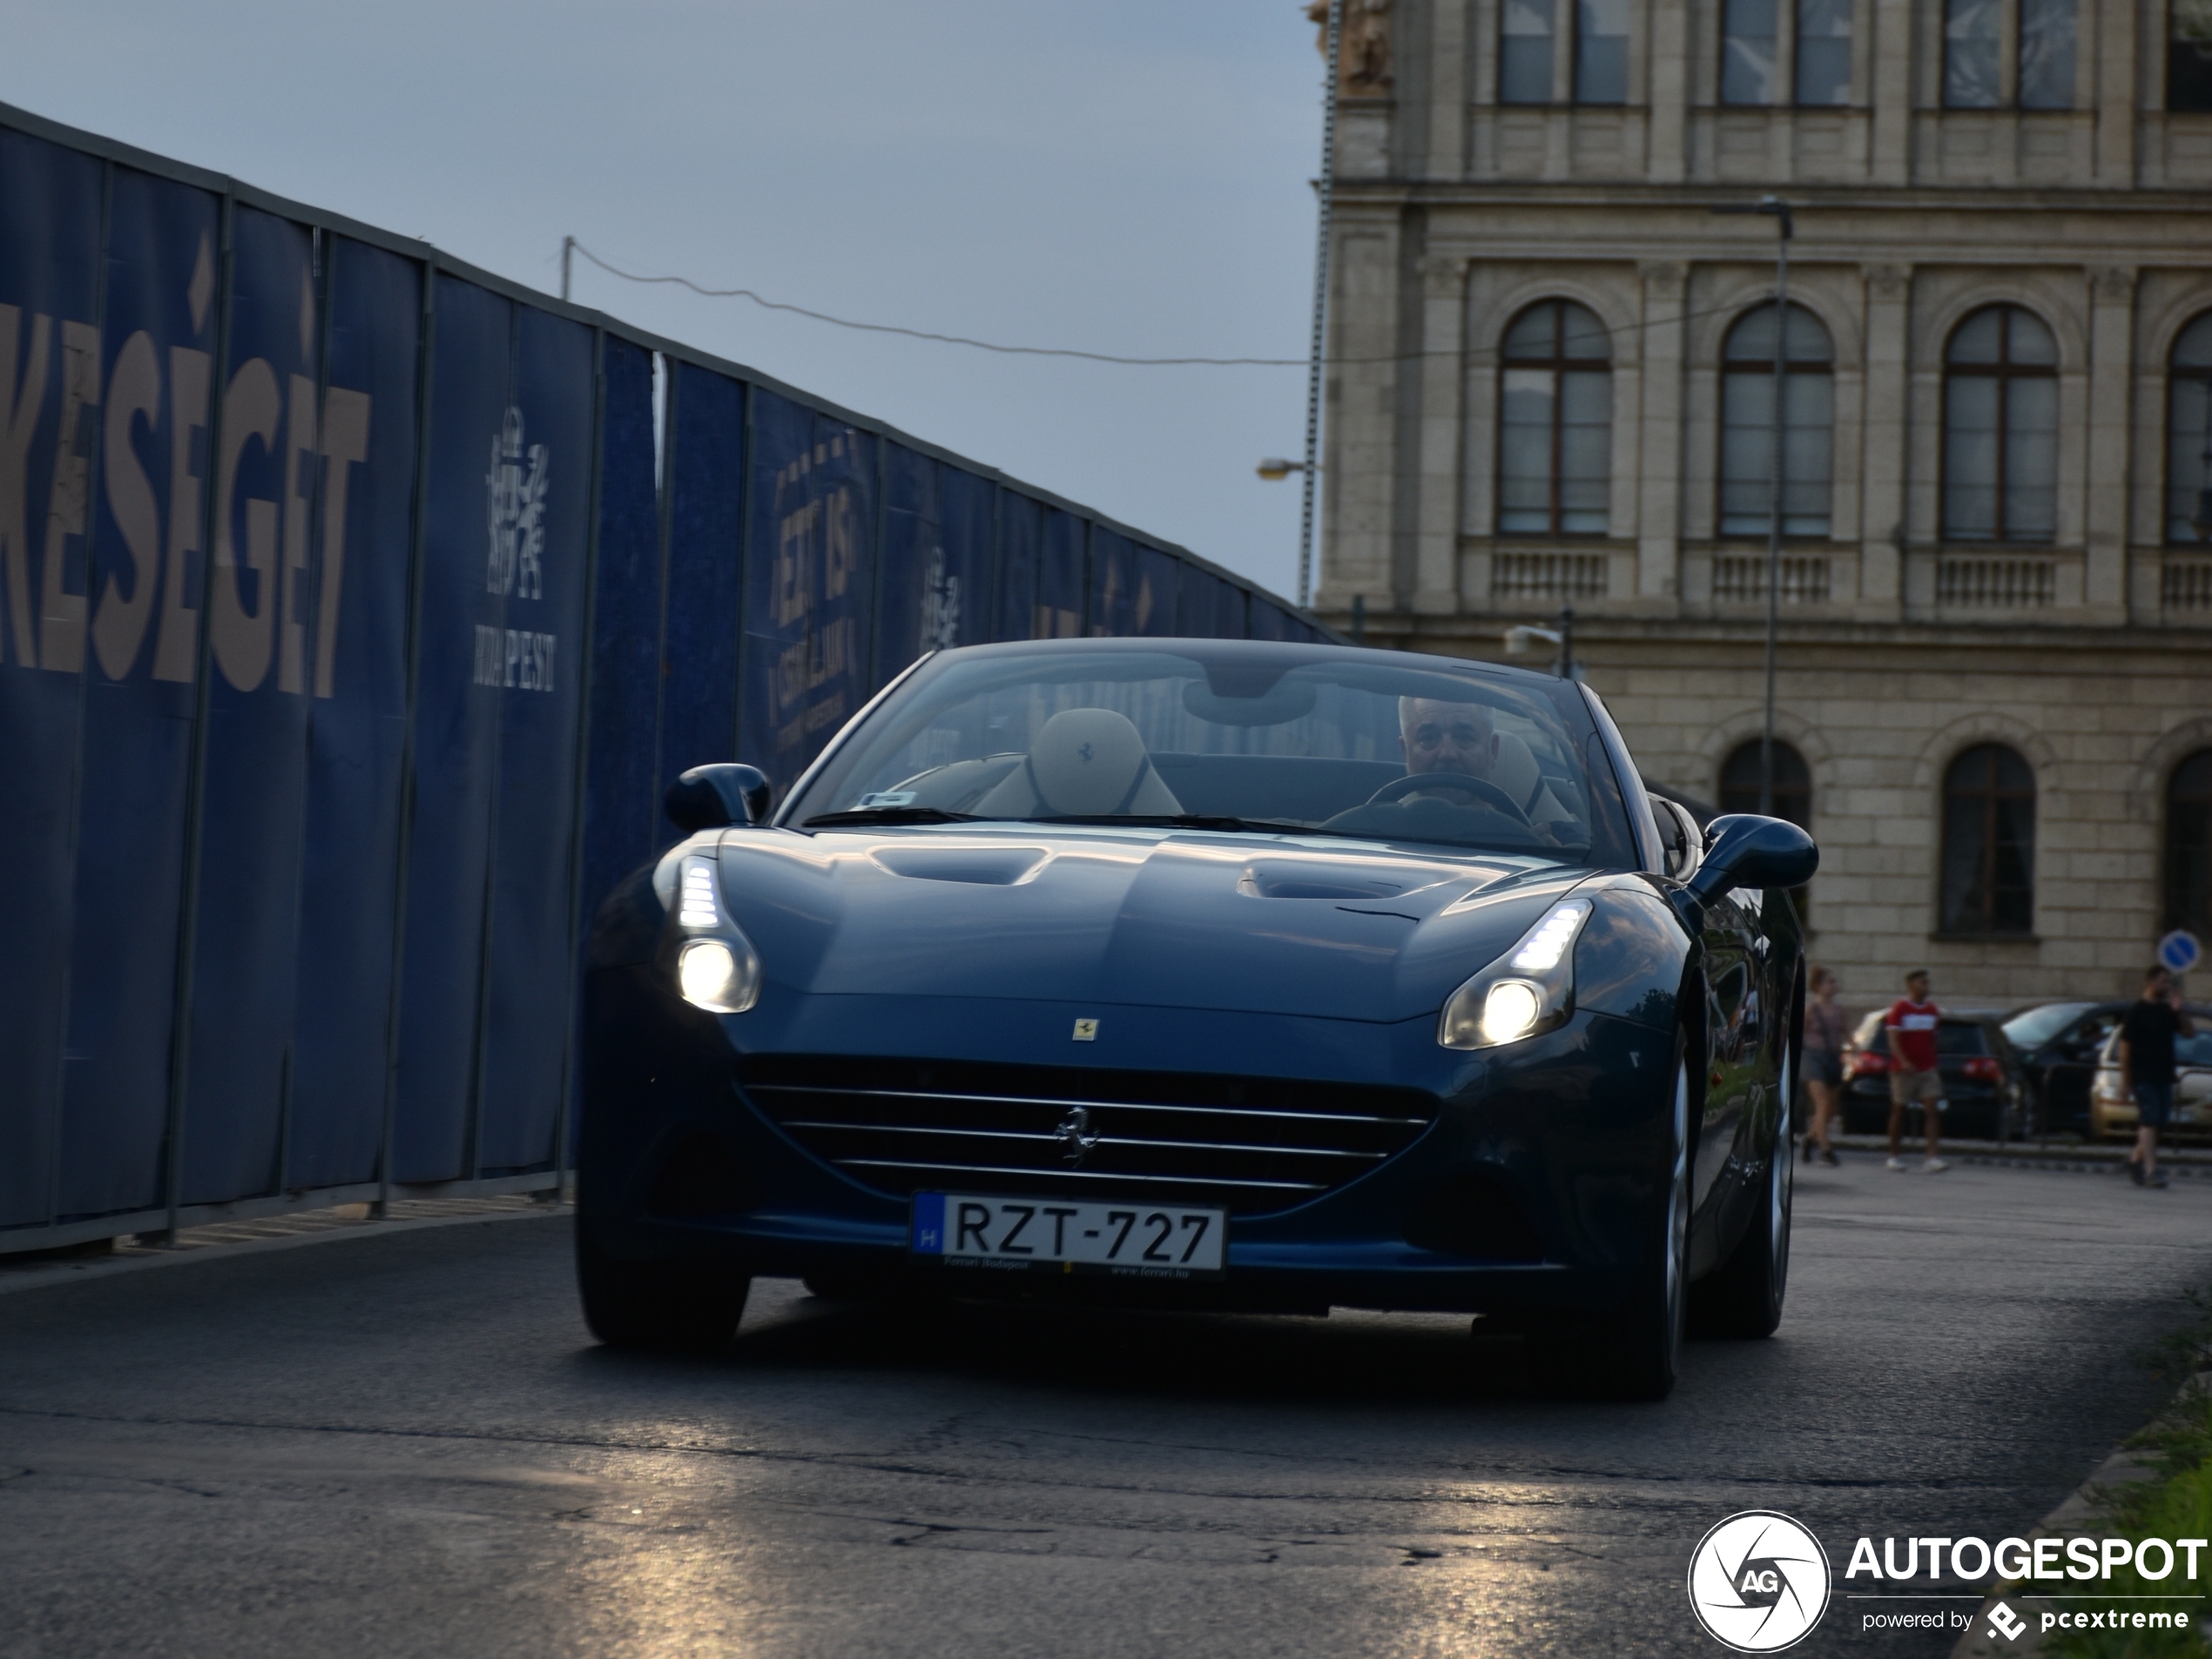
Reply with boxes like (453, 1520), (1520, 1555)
(1869, 0), (1915, 185)
(1635, 261), (1689, 603)
(2084, 265), (2137, 616)
(1647, 0), (1690, 182)
(1858, 264), (1912, 614)
(1315, 215), (1405, 614)
(1428, 0), (1468, 181)
(2094, 0), (2137, 185)
(1413, 253), (1473, 614)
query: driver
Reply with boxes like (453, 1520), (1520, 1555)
(1394, 696), (1577, 838)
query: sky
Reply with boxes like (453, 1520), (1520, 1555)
(0, 0), (1329, 603)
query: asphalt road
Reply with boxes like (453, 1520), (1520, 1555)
(2, 1160), (2207, 1659)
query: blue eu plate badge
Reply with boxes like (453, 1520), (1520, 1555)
(911, 1192), (947, 1254)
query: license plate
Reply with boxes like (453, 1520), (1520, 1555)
(909, 1192), (1226, 1278)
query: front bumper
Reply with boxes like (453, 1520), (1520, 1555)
(578, 966), (1684, 1317)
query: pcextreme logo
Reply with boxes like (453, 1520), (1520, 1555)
(1687, 1511), (1832, 1652)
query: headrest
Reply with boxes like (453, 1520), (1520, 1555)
(1492, 731), (1544, 816)
(1028, 708), (1155, 816)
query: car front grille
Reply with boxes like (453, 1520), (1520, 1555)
(736, 1055), (1440, 1216)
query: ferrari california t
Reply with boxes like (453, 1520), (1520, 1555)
(577, 638), (1817, 1399)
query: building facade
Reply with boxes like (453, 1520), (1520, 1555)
(1310, 0), (2212, 1007)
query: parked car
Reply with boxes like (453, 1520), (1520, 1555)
(577, 637), (1819, 1400)
(2005, 1001), (2212, 1138)
(2087, 1015), (2212, 1140)
(1840, 1011), (2026, 1140)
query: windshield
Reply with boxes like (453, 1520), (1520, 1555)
(2000, 1001), (2098, 1049)
(783, 641), (1637, 862)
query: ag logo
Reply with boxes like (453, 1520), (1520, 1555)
(1686, 1510), (1831, 1652)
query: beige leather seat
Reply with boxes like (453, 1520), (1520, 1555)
(1493, 732), (1574, 825)
(974, 708), (1184, 818)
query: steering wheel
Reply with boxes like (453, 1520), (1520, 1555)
(1366, 771), (1533, 826)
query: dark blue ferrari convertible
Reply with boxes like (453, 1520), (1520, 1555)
(577, 638), (1816, 1399)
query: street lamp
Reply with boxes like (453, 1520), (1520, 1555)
(1257, 457), (1314, 481)
(1504, 604), (1579, 680)
(1711, 195), (1794, 818)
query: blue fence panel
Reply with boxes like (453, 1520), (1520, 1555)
(1131, 543), (1178, 637)
(1248, 597), (1292, 641)
(0, 129), (100, 1228)
(993, 489), (1037, 641)
(578, 337), (658, 921)
(52, 166), (217, 1217)
(655, 362), (743, 789)
(739, 389), (876, 797)
(1177, 564), (1244, 643)
(283, 234), (421, 1190)
(391, 274), (512, 1183)
(1088, 525), (1136, 637)
(1037, 508), (1085, 639)
(476, 306), (596, 1175)
(179, 205), (321, 1205)
(876, 447), (994, 681)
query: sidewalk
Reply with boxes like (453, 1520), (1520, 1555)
(1827, 1134), (2212, 1177)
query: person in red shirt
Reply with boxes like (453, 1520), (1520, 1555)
(1885, 969), (1948, 1173)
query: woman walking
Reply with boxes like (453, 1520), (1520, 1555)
(1801, 966), (1846, 1166)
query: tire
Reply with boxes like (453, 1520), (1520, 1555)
(1530, 1049), (1689, 1401)
(1689, 1038), (1794, 1340)
(576, 1211), (750, 1353)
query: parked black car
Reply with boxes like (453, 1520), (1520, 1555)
(2002, 1000), (2212, 1137)
(1840, 1011), (2026, 1140)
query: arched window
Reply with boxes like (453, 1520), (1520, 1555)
(1499, 300), (1613, 536)
(2168, 750), (2212, 938)
(1940, 743), (2036, 935)
(1719, 738), (1812, 826)
(1720, 302), (1835, 538)
(1944, 306), (2058, 543)
(2166, 314), (2212, 543)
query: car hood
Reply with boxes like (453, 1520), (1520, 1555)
(703, 826), (1595, 1024)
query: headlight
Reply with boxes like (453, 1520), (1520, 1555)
(670, 854), (763, 1014)
(1438, 898), (1593, 1050)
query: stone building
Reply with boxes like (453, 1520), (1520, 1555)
(1308, 0), (2212, 1007)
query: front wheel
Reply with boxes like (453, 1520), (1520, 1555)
(576, 1211), (750, 1353)
(1532, 1051), (1689, 1400)
(1689, 1053), (1794, 1339)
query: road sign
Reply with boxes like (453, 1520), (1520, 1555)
(2157, 930), (2202, 974)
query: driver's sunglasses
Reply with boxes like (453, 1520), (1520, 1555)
(1413, 723), (1486, 748)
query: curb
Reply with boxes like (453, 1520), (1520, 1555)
(0, 1197), (570, 1301)
(1948, 1385), (2205, 1657)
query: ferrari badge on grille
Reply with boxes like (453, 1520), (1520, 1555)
(1072, 1018), (1099, 1042)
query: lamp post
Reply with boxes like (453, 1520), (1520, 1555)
(1712, 196), (1794, 816)
(1297, 0), (1345, 610)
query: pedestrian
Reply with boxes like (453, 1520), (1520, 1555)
(1801, 966), (1845, 1166)
(2119, 964), (2196, 1190)
(1885, 969), (1947, 1174)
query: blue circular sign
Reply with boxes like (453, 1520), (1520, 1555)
(2158, 930), (2202, 974)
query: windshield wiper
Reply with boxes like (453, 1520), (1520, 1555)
(801, 806), (982, 827)
(1030, 813), (1325, 835)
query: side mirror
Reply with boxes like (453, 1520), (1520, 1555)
(664, 764), (772, 833)
(1683, 813), (1818, 910)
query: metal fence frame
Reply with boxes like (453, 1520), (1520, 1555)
(0, 98), (1335, 1257)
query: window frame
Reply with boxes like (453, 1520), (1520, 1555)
(1938, 742), (2038, 938)
(2165, 313), (2212, 545)
(1496, 300), (1615, 539)
(1942, 0), (2079, 110)
(2166, 749), (2212, 938)
(1940, 305), (2060, 546)
(1716, 300), (1836, 541)
(1498, 0), (1634, 105)
(1719, 0), (1857, 107)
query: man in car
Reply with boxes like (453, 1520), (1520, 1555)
(1396, 696), (1576, 836)
(1885, 968), (1948, 1174)
(2120, 964), (2197, 1190)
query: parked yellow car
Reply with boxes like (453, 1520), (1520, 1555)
(2087, 1015), (2212, 1139)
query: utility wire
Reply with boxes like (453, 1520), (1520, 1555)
(568, 239), (1802, 372)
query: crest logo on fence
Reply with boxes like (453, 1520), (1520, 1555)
(486, 407), (547, 600)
